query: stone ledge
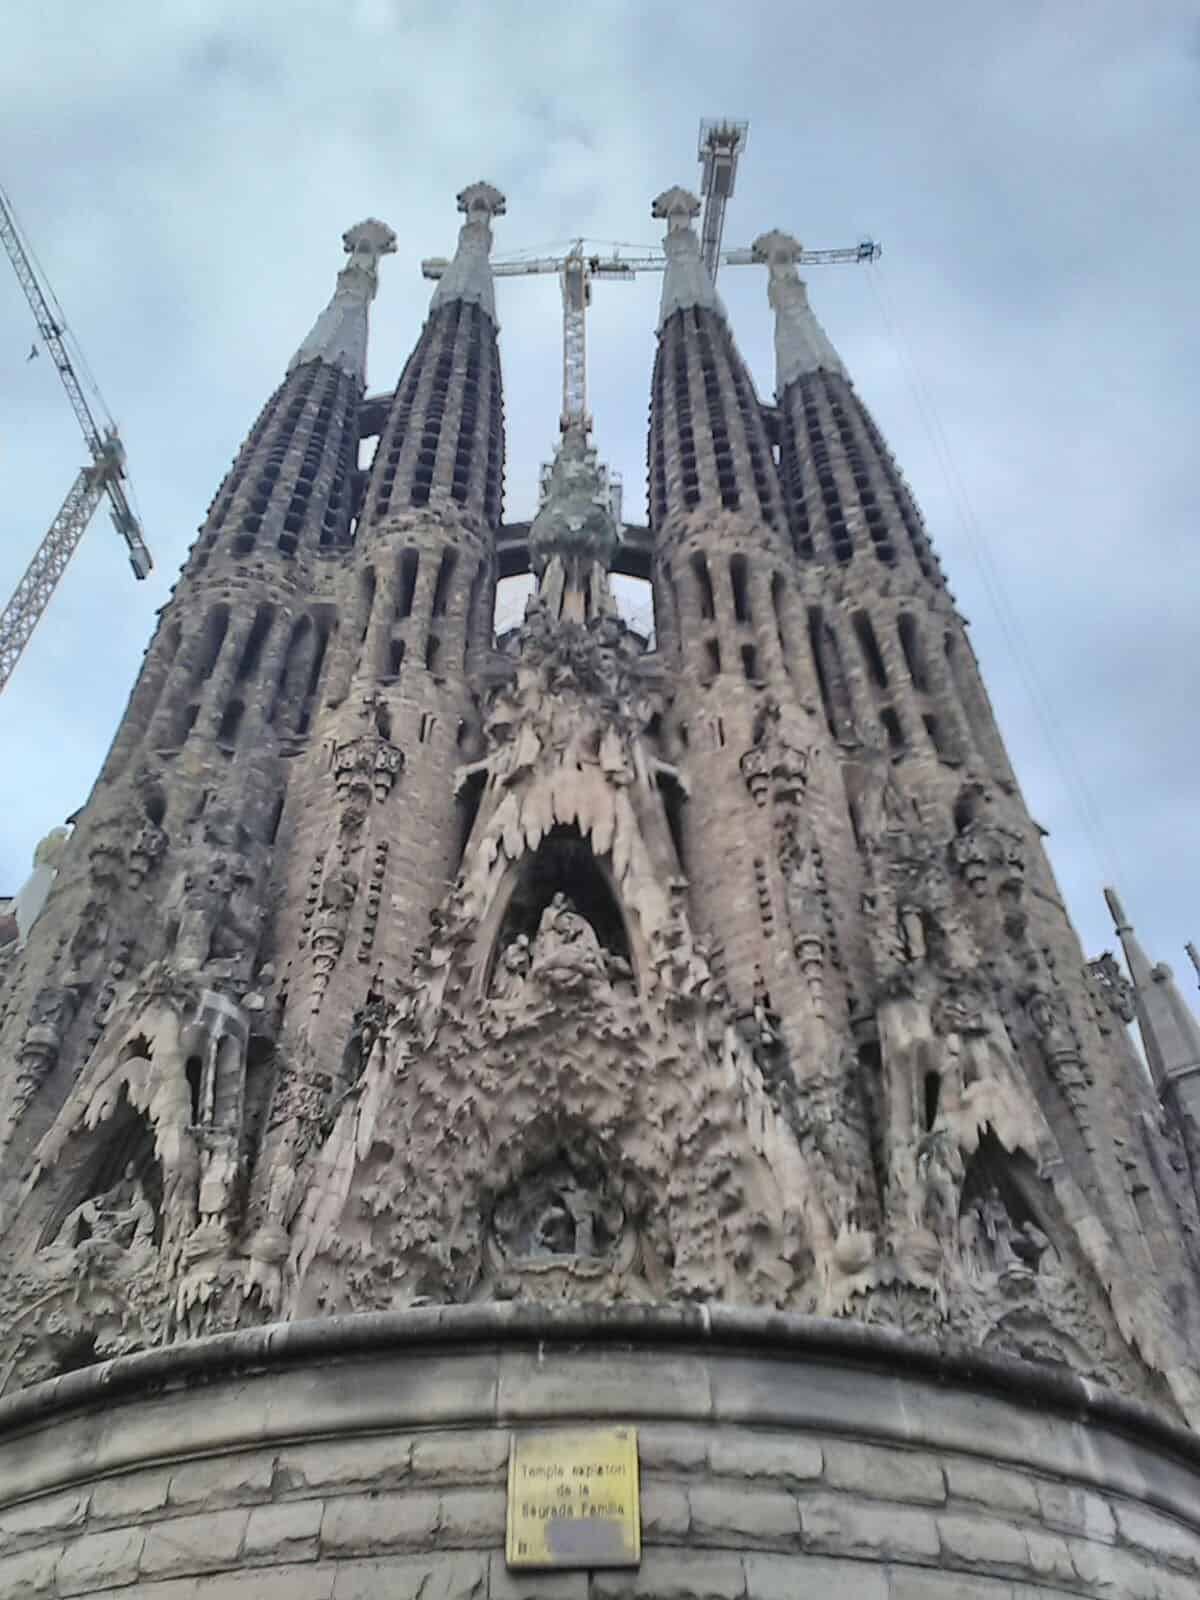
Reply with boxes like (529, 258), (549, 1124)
(1, 1302), (1195, 1478)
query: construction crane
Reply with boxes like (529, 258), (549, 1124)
(697, 119), (748, 282)
(421, 237), (878, 437)
(423, 116), (877, 452)
(0, 182), (152, 694)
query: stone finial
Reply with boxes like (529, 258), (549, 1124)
(652, 187), (702, 231)
(289, 217), (397, 382)
(457, 182), (507, 222)
(342, 218), (399, 278)
(752, 229), (846, 391)
(431, 180), (507, 322)
(653, 185), (720, 327)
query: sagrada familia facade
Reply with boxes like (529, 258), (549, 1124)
(1, 179), (1199, 1598)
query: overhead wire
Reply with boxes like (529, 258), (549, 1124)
(862, 258), (1128, 894)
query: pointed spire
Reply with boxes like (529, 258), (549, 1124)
(1105, 888), (1200, 1099)
(753, 229), (847, 391)
(430, 181), (506, 322)
(653, 186), (723, 329)
(289, 218), (396, 383)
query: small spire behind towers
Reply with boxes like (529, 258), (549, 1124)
(753, 229), (847, 391)
(430, 181), (506, 323)
(528, 421), (620, 624)
(289, 218), (397, 384)
(1105, 887), (1200, 1101)
(653, 187), (723, 329)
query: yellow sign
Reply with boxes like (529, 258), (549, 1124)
(506, 1426), (641, 1569)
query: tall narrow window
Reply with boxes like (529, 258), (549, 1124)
(897, 613), (929, 692)
(729, 554), (751, 623)
(691, 553), (716, 621)
(852, 610), (889, 690)
(431, 548), (457, 618)
(396, 549), (419, 619)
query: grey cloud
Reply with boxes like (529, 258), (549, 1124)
(0, 1), (1196, 984)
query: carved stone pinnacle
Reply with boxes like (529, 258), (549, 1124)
(652, 187), (702, 230)
(342, 219), (398, 262)
(457, 182), (507, 221)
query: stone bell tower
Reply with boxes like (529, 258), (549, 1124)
(1, 179), (1199, 1600)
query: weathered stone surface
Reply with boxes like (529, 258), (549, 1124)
(708, 1431), (823, 1484)
(436, 1488), (505, 1546)
(823, 1441), (945, 1505)
(591, 1548), (747, 1599)
(0, 1486), (88, 1546)
(0, 1541), (61, 1597)
(803, 1495), (940, 1562)
(689, 1483), (800, 1546)
(937, 1511), (1031, 1571)
(56, 1525), (145, 1595)
(243, 1500), (325, 1563)
(944, 1459), (1040, 1518)
(140, 1507), (250, 1578)
(413, 1431), (509, 1482)
(744, 1551), (886, 1598)
(320, 1491), (440, 1556)
(168, 1453), (274, 1510)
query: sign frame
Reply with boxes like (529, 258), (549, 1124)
(505, 1425), (641, 1570)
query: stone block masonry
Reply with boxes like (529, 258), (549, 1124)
(0, 1309), (1197, 1598)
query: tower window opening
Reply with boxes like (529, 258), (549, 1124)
(419, 712), (436, 743)
(388, 639), (406, 678)
(852, 610), (889, 689)
(396, 549), (419, 619)
(657, 771), (688, 873)
(295, 618), (332, 737)
(185, 1055), (204, 1126)
(704, 638), (721, 682)
(729, 555), (752, 623)
(881, 707), (904, 750)
(425, 633), (441, 673)
(193, 604), (231, 685)
(691, 554), (716, 620)
(217, 697), (245, 748)
(266, 789), (286, 844)
(808, 609), (855, 742)
(923, 713), (945, 757)
(235, 605), (275, 684)
(359, 566), (377, 644)
(714, 717), (726, 748)
(898, 613), (930, 692)
(741, 643), (759, 682)
(455, 767), (487, 871)
(923, 1070), (942, 1132)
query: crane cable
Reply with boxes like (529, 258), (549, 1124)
(862, 258), (1128, 895)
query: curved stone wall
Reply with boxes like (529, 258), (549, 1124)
(0, 1307), (1198, 1599)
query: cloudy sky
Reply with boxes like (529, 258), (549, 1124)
(1, 2), (1197, 987)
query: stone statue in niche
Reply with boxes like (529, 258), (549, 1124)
(493, 1158), (624, 1264)
(10, 985), (80, 1125)
(171, 806), (260, 974)
(529, 893), (608, 994)
(916, 1127), (964, 1245)
(959, 1185), (1049, 1281)
(740, 699), (810, 808)
(48, 1161), (157, 1261)
(490, 934), (532, 1000)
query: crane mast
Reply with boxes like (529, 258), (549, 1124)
(0, 182), (152, 694)
(697, 119), (748, 282)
